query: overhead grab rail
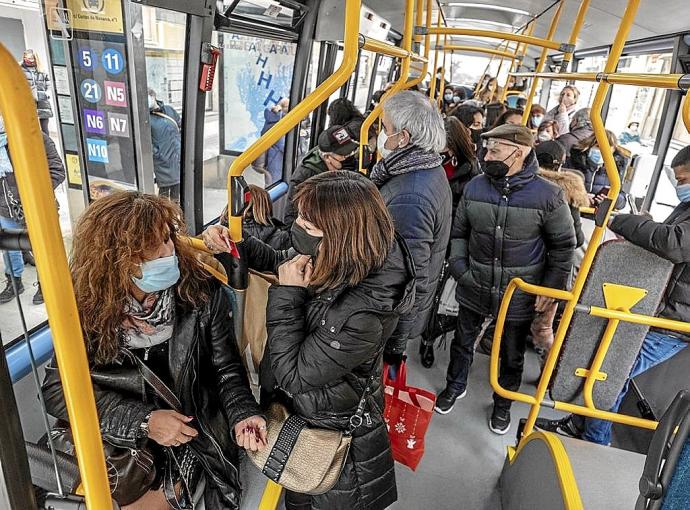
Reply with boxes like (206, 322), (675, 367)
(420, 27), (574, 53)
(0, 45), (112, 508)
(225, 0), (362, 242)
(510, 71), (690, 90)
(438, 45), (518, 59)
(489, 0), (690, 444)
(357, 0), (416, 173)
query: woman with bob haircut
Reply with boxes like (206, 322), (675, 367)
(203, 171), (415, 510)
(42, 192), (266, 509)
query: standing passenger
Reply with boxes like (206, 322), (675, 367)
(436, 124), (575, 435)
(370, 90), (452, 370)
(544, 85), (580, 136)
(42, 192), (266, 509)
(20, 49), (53, 134)
(203, 171), (415, 510)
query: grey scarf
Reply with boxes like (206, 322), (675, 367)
(369, 145), (443, 186)
(121, 287), (176, 350)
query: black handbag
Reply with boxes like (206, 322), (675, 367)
(49, 352), (195, 507)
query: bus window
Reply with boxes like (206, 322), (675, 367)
(545, 55), (607, 112)
(202, 33), (297, 224)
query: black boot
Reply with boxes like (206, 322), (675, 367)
(23, 251), (36, 266)
(0, 277), (24, 304)
(33, 282), (44, 305)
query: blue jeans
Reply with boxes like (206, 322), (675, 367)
(583, 330), (688, 445)
(0, 215), (24, 278)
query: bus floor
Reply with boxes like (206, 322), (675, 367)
(240, 339), (561, 510)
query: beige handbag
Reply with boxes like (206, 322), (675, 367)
(248, 375), (375, 495)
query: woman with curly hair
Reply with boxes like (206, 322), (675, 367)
(42, 192), (265, 509)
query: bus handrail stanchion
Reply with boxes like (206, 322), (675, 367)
(0, 44), (112, 508)
(226, 0), (362, 242)
(404, 0), (433, 91)
(519, 0), (565, 125)
(428, 11), (442, 100)
(560, 0), (592, 72)
(682, 91), (690, 132)
(500, 22), (534, 103)
(358, 0), (416, 173)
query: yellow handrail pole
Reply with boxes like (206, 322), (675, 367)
(0, 45), (112, 508)
(474, 53), (497, 97)
(227, 0), (362, 240)
(500, 22), (534, 103)
(360, 38), (410, 59)
(560, 0), (591, 72)
(359, 0), (415, 172)
(446, 46), (517, 59)
(427, 27), (564, 51)
(404, 0), (432, 90)
(258, 481), (283, 510)
(682, 92), (690, 132)
(437, 34), (448, 106)
(518, 0), (641, 439)
(510, 71), (686, 88)
(428, 10), (442, 100)
(520, 0), (565, 125)
(581, 319), (620, 409)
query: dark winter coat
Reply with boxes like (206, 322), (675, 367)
(569, 146), (629, 209)
(539, 168), (590, 248)
(284, 147), (328, 225)
(242, 216), (291, 250)
(1, 132), (65, 221)
(21, 63), (52, 119)
(150, 102), (182, 187)
(42, 282), (261, 509)
(448, 156), (480, 219)
(610, 203), (690, 341)
(449, 151), (576, 321)
(245, 234), (415, 510)
(378, 164), (452, 353)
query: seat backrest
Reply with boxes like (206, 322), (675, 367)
(550, 240), (674, 410)
(26, 441), (81, 495)
(635, 390), (690, 510)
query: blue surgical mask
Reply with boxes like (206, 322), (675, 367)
(444, 93), (453, 102)
(132, 253), (180, 293)
(532, 115), (544, 128)
(676, 183), (690, 203)
(588, 148), (603, 166)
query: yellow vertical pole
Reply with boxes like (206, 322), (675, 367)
(520, 0), (642, 439)
(404, 0), (433, 90)
(0, 45), (112, 508)
(428, 10), (442, 100)
(560, 0), (591, 72)
(501, 22), (534, 103)
(359, 0), (415, 172)
(438, 34), (448, 106)
(474, 53), (496, 97)
(520, 0), (566, 125)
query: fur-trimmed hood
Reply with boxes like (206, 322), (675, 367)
(539, 168), (589, 208)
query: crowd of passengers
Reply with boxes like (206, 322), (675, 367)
(29, 69), (690, 509)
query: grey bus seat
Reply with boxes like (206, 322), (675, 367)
(26, 441), (81, 495)
(550, 240), (674, 410)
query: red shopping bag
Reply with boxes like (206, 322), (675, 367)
(382, 361), (436, 470)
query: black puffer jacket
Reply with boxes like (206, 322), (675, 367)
(1, 133), (65, 221)
(448, 156), (480, 219)
(610, 203), (690, 341)
(21, 63), (52, 119)
(449, 151), (576, 320)
(284, 147), (328, 225)
(378, 162), (452, 353)
(248, 234), (415, 509)
(242, 217), (291, 250)
(42, 282), (261, 509)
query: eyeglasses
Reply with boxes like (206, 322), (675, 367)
(482, 139), (521, 151)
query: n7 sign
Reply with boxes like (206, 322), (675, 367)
(108, 112), (130, 138)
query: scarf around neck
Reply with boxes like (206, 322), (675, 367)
(121, 287), (176, 350)
(369, 145), (443, 186)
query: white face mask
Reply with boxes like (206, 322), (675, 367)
(377, 130), (401, 159)
(538, 131), (552, 142)
(148, 95), (156, 109)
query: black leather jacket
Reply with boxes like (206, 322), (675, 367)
(42, 281), (261, 509)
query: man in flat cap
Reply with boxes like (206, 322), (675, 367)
(435, 124), (576, 435)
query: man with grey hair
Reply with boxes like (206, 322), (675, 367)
(437, 124), (576, 435)
(370, 90), (452, 371)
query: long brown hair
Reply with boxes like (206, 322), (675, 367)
(293, 171), (395, 293)
(445, 116), (477, 164)
(71, 192), (210, 365)
(219, 185), (274, 226)
(575, 130), (618, 152)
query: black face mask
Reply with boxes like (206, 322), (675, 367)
(290, 222), (322, 258)
(482, 149), (517, 179)
(340, 156), (357, 171)
(470, 129), (483, 145)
